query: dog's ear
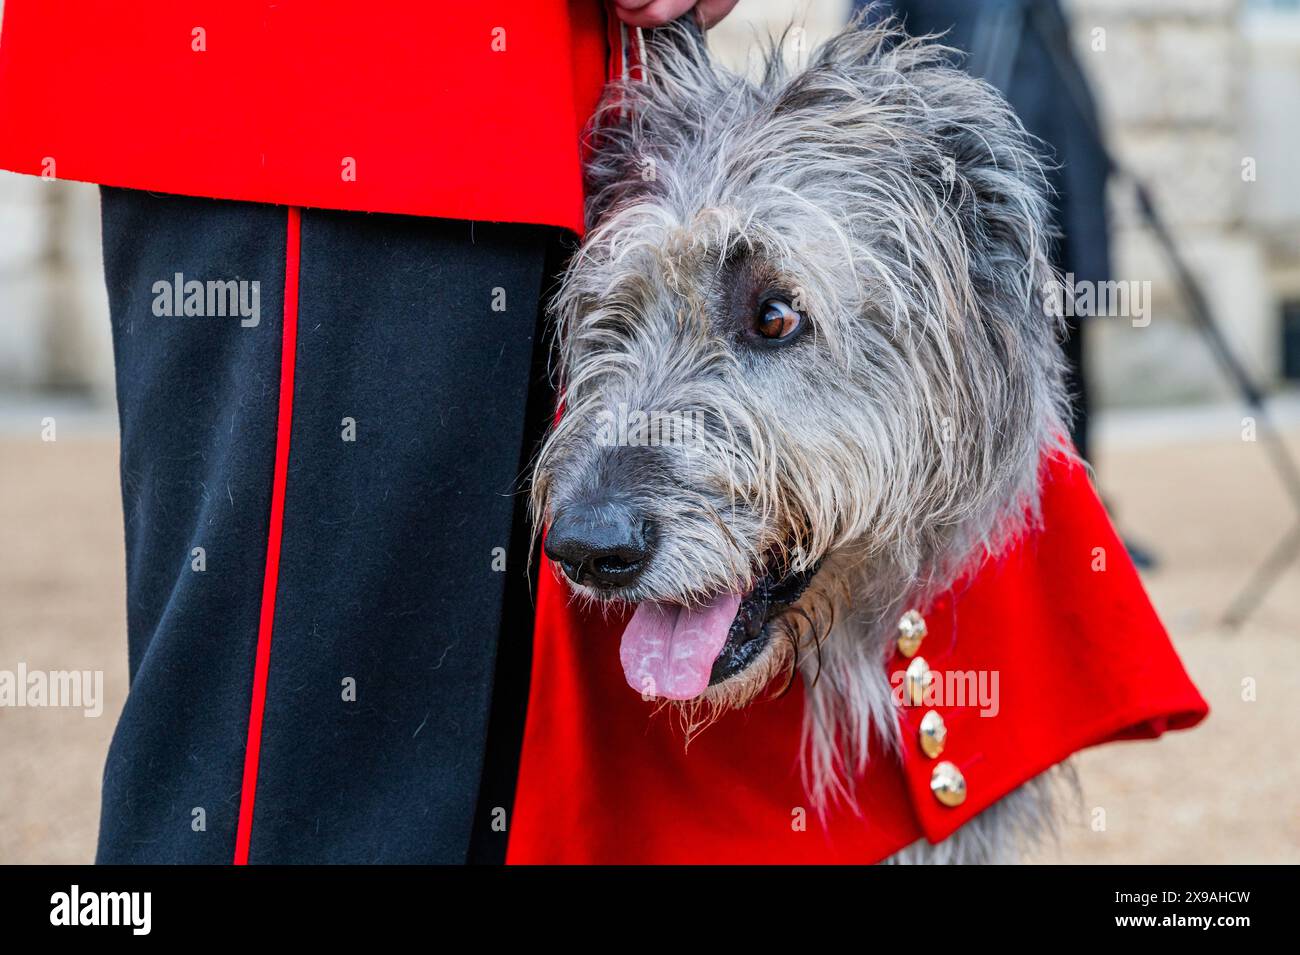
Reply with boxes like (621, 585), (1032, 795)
(760, 18), (1067, 498)
(582, 15), (718, 230)
(768, 17), (1058, 347)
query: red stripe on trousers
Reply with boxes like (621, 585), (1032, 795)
(234, 206), (301, 864)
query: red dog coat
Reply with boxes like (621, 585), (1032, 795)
(507, 450), (1208, 863)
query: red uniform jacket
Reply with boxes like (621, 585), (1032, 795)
(507, 451), (1208, 863)
(0, 1), (609, 233)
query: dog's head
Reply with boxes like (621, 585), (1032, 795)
(532, 16), (1067, 711)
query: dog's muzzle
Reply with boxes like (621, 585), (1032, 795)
(543, 497), (820, 702)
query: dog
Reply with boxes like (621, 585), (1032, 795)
(530, 14), (1073, 863)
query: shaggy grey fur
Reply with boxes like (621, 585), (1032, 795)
(530, 13), (1075, 863)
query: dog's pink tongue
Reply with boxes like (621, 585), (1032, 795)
(620, 592), (742, 700)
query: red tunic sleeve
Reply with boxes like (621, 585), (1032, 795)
(0, 1), (608, 232)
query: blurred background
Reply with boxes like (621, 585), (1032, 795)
(2, 0), (1298, 863)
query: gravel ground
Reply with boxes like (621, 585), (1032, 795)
(1, 416), (1297, 864)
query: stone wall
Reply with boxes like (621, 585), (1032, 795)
(0, 173), (112, 400)
(1069, 0), (1290, 404)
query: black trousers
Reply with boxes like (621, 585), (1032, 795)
(97, 188), (558, 863)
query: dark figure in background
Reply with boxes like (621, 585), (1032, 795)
(859, 0), (1109, 460)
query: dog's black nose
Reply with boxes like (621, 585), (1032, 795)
(545, 502), (652, 589)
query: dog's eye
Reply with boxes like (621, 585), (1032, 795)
(755, 298), (803, 342)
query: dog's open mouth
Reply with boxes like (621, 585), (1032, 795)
(618, 558), (821, 700)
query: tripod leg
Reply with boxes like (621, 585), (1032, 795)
(1221, 520), (1300, 631)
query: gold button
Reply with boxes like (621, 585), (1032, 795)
(930, 761), (967, 807)
(904, 656), (933, 706)
(897, 609), (927, 658)
(919, 710), (946, 758)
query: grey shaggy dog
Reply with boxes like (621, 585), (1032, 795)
(530, 13), (1077, 864)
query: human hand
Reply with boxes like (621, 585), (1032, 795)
(611, 0), (742, 30)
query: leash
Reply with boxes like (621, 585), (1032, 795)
(608, 6), (706, 92)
